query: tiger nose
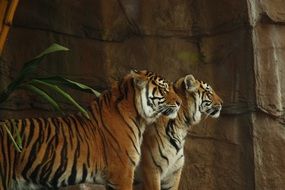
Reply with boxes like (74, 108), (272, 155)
(214, 103), (222, 110)
(176, 100), (181, 107)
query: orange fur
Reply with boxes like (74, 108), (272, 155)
(0, 70), (181, 190)
(136, 74), (222, 190)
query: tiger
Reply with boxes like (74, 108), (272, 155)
(0, 70), (182, 190)
(135, 74), (223, 190)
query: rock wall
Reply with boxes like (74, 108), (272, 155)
(0, 0), (284, 189)
(248, 0), (285, 189)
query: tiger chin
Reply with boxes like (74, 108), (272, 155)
(0, 70), (181, 190)
(135, 74), (222, 190)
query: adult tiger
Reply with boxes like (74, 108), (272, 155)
(135, 74), (222, 190)
(0, 70), (182, 190)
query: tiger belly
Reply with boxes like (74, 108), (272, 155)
(12, 172), (106, 190)
(135, 143), (185, 185)
(160, 147), (185, 180)
(12, 179), (45, 190)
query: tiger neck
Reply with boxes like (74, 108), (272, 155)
(174, 85), (201, 129)
(116, 77), (147, 137)
(162, 85), (202, 152)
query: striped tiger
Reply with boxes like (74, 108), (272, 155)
(0, 70), (182, 190)
(135, 74), (222, 190)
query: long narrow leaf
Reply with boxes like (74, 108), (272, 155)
(29, 79), (90, 119)
(11, 119), (22, 150)
(21, 44), (69, 77)
(15, 44), (69, 85)
(1, 122), (22, 152)
(37, 76), (101, 97)
(21, 84), (63, 114)
(0, 44), (69, 104)
(34, 43), (69, 59)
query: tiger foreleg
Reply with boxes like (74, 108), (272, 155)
(140, 167), (161, 190)
(106, 167), (135, 190)
(161, 168), (183, 190)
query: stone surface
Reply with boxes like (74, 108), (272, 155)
(252, 112), (285, 190)
(13, 0), (132, 41)
(181, 114), (254, 190)
(253, 24), (285, 117)
(248, 0), (285, 189)
(260, 0), (285, 23)
(1, 0), (285, 190)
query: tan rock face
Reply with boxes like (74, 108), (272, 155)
(260, 0), (285, 23)
(248, 1), (285, 189)
(1, 0), (285, 190)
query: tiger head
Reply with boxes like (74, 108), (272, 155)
(130, 70), (182, 124)
(175, 74), (222, 125)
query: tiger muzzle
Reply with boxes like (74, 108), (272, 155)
(162, 102), (180, 119)
(210, 104), (222, 118)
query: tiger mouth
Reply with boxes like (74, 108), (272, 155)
(161, 105), (179, 119)
(210, 109), (219, 116)
(208, 106), (221, 117)
(162, 108), (175, 115)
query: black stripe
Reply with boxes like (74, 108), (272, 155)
(127, 134), (140, 155)
(99, 108), (121, 151)
(126, 121), (137, 140)
(124, 83), (129, 99)
(22, 118), (43, 182)
(165, 120), (181, 153)
(191, 93), (198, 122)
(152, 87), (157, 97)
(39, 132), (56, 184)
(30, 119), (49, 182)
(25, 119), (35, 145)
(67, 141), (79, 186)
(40, 143), (56, 183)
(50, 122), (69, 187)
(154, 125), (165, 149)
(86, 141), (91, 167)
(75, 115), (89, 141)
(184, 115), (191, 126)
(69, 116), (84, 142)
(146, 82), (155, 110)
(156, 137), (169, 165)
(126, 150), (136, 166)
(103, 92), (111, 106)
(97, 128), (109, 166)
(81, 163), (88, 183)
(131, 117), (141, 138)
(149, 147), (163, 173)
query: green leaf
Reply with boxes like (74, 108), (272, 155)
(21, 84), (63, 114)
(34, 43), (69, 59)
(29, 79), (90, 119)
(0, 43), (69, 104)
(0, 122), (22, 152)
(16, 43), (69, 82)
(36, 76), (101, 97)
(11, 119), (22, 150)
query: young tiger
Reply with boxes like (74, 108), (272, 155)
(135, 74), (222, 190)
(0, 70), (182, 190)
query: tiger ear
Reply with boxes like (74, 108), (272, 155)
(131, 70), (147, 89)
(184, 74), (199, 92)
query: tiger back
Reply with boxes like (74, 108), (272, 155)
(0, 70), (181, 190)
(136, 74), (222, 190)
